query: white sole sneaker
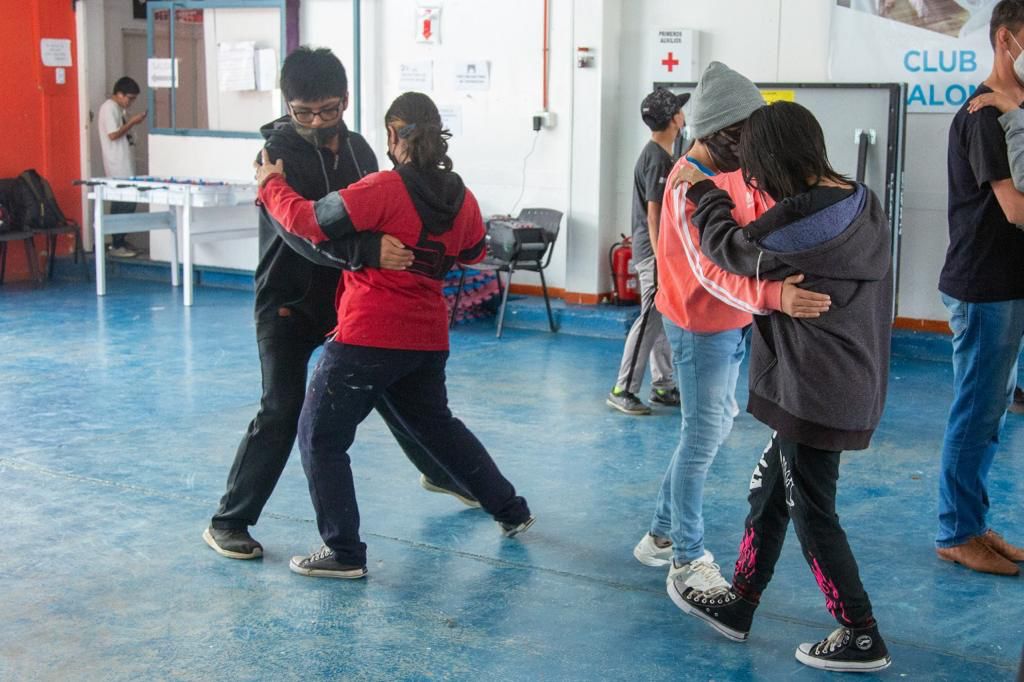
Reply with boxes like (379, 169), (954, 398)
(794, 647), (892, 672)
(202, 527), (263, 560)
(419, 474), (482, 508)
(633, 534), (715, 568)
(501, 516), (536, 538)
(288, 556), (367, 579)
(669, 590), (749, 642)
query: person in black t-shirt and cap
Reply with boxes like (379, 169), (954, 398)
(606, 88), (689, 416)
(935, 0), (1024, 577)
(203, 48), (478, 561)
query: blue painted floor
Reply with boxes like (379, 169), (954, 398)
(1, 279), (1022, 681)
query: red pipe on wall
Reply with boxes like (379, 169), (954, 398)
(542, 0), (549, 111)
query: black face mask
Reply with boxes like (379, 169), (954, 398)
(703, 126), (743, 173)
(292, 119), (344, 147)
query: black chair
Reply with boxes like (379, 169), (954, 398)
(449, 208), (563, 338)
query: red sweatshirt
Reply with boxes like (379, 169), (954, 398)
(655, 159), (783, 333)
(258, 170), (486, 351)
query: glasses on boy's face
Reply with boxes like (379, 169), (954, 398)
(288, 102), (342, 125)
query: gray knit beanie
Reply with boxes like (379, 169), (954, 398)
(685, 61), (764, 139)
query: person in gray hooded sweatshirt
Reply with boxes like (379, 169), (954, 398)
(671, 101), (893, 674)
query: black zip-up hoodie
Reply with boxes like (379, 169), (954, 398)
(689, 181), (893, 451)
(254, 116), (379, 339)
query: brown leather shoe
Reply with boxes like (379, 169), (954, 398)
(980, 529), (1024, 563)
(936, 537), (1020, 576)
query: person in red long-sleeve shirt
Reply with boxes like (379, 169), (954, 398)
(255, 92), (534, 578)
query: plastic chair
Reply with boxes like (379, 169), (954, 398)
(449, 208), (563, 338)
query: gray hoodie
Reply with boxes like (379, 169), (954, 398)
(689, 182), (893, 451)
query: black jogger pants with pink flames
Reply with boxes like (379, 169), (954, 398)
(731, 433), (875, 628)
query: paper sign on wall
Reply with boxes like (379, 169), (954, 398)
(417, 7), (441, 44)
(218, 42), (256, 91)
(760, 90), (795, 104)
(454, 62), (490, 91)
(399, 61), (433, 91)
(438, 105), (462, 136)
(147, 58), (179, 88)
(40, 38), (73, 67)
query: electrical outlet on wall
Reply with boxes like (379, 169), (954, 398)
(532, 111), (556, 131)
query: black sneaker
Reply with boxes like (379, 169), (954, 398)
(500, 516), (536, 538)
(606, 389), (651, 415)
(289, 545), (367, 579)
(203, 526), (263, 560)
(650, 387), (681, 406)
(676, 587), (756, 642)
(419, 473), (481, 508)
(795, 624), (891, 672)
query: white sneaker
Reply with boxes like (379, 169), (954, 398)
(666, 557), (730, 611)
(633, 533), (673, 566)
(633, 532), (715, 567)
(108, 245), (137, 258)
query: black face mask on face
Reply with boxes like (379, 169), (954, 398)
(292, 119), (345, 147)
(703, 126), (743, 173)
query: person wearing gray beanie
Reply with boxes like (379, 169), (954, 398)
(635, 61), (831, 610)
(685, 61), (766, 140)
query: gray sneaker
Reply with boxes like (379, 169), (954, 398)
(203, 526), (263, 560)
(500, 516), (536, 538)
(606, 389), (652, 415)
(289, 545), (367, 579)
(650, 387), (681, 407)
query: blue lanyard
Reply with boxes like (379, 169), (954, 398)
(685, 156), (717, 177)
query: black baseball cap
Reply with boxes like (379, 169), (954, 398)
(641, 88), (690, 130)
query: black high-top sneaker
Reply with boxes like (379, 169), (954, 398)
(795, 623), (892, 672)
(677, 587), (757, 642)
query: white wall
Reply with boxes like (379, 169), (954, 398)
(143, 0), (955, 320)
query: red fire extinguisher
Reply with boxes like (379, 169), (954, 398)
(609, 235), (640, 305)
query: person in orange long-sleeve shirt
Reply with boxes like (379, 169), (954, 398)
(632, 63), (832, 605)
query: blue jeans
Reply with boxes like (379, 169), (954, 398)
(937, 294), (1024, 548)
(650, 319), (747, 563)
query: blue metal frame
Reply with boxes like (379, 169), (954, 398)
(147, 0), (286, 138)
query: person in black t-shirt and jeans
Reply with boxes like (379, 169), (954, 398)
(936, 0), (1024, 577)
(203, 48), (476, 561)
(606, 88), (688, 416)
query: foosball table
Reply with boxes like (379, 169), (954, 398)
(80, 176), (258, 306)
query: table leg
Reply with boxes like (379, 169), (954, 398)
(169, 207), (180, 288)
(182, 194), (194, 306)
(93, 187), (106, 296)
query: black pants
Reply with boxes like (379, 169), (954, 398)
(109, 202), (135, 248)
(731, 433), (874, 628)
(299, 341), (531, 566)
(211, 334), (469, 530)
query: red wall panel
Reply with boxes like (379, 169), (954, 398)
(0, 1), (81, 282)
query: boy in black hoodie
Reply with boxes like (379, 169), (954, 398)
(672, 102), (892, 673)
(203, 48), (475, 561)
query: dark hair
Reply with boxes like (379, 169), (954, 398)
(738, 101), (850, 200)
(280, 46), (347, 102)
(385, 92), (453, 172)
(990, 0), (1024, 48)
(112, 77), (140, 96)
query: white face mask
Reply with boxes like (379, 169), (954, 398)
(1009, 33), (1024, 85)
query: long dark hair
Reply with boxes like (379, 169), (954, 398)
(385, 92), (453, 172)
(738, 101), (850, 200)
